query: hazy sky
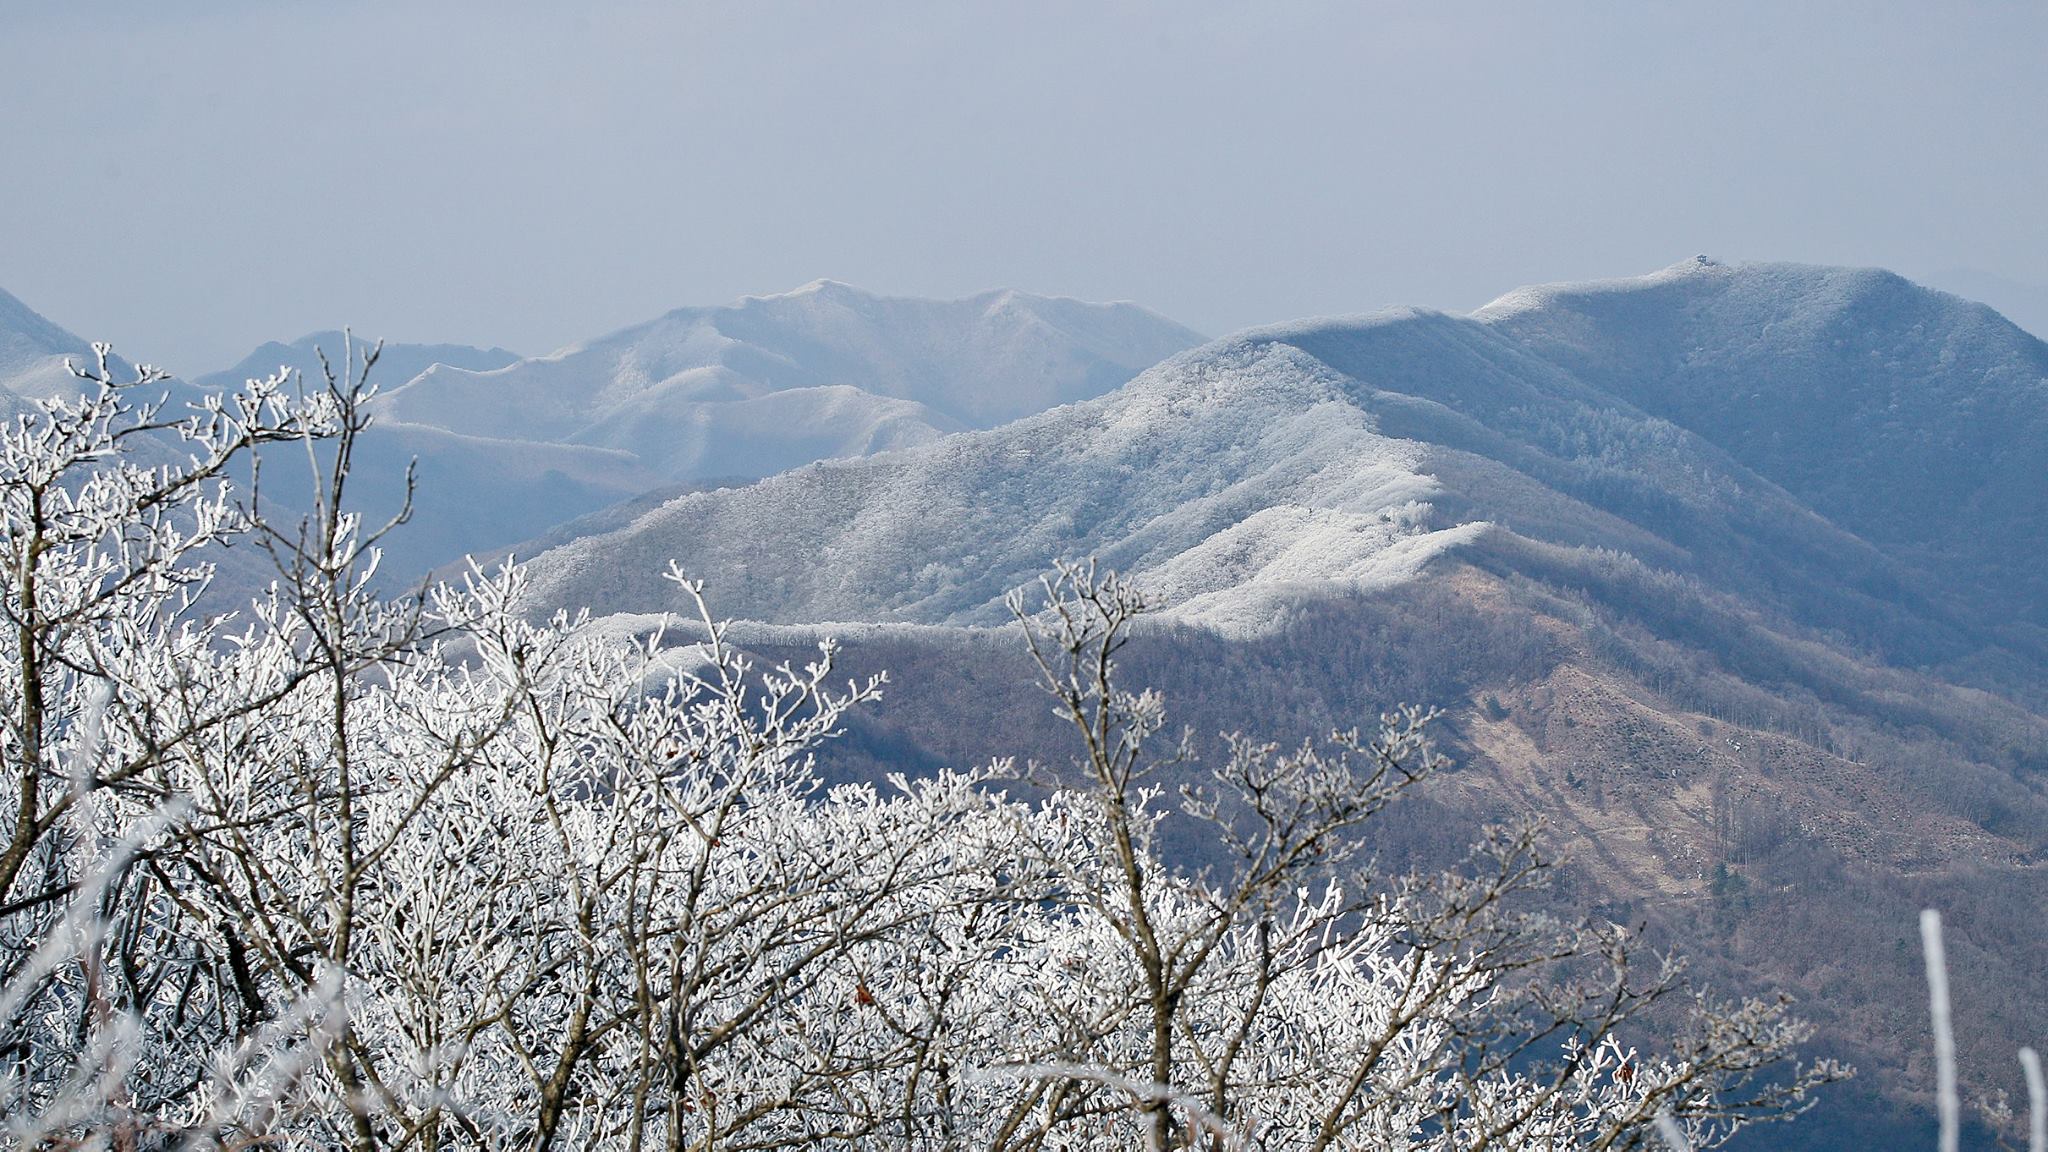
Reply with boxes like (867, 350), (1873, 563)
(4, 1), (2045, 373)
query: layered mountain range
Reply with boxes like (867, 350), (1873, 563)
(0, 283), (1201, 584)
(372, 279), (1203, 482)
(515, 260), (2047, 676)
(334, 283), (1198, 580)
(500, 259), (2048, 1149)
(4, 260), (2043, 1148)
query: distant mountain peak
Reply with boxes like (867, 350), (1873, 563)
(193, 333), (521, 393)
(374, 283), (1205, 478)
(730, 281), (1194, 331)
(1467, 257), (1937, 325)
(776, 277), (861, 300)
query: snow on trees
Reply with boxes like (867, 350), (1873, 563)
(0, 344), (1837, 1149)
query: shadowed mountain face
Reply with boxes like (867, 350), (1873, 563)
(1468, 260), (2048, 643)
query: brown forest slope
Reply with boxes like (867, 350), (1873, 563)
(750, 537), (2047, 1151)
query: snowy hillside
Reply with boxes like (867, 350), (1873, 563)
(14, 264), (2046, 1148)
(499, 262), (2048, 1150)
(513, 338), (1489, 633)
(514, 261), (2037, 679)
(373, 280), (1205, 481)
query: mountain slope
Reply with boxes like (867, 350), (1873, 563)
(758, 540), (2046, 1152)
(373, 280), (1205, 481)
(20, 284), (1200, 586)
(507, 261), (2048, 1150)
(1471, 258), (2048, 645)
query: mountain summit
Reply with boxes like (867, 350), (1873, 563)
(1471, 259), (2048, 637)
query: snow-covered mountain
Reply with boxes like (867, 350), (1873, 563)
(1469, 259), (2048, 640)
(189, 330), (653, 584)
(372, 280), (1206, 481)
(514, 260), (2045, 672)
(192, 330), (521, 395)
(167, 284), (1200, 584)
(10, 263), (2047, 1145)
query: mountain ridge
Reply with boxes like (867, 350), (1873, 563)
(510, 261), (2042, 692)
(192, 330), (522, 395)
(4, 262), (2045, 1148)
(12, 281), (1203, 585)
(1469, 258), (2048, 641)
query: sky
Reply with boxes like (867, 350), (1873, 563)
(3, 1), (2046, 374)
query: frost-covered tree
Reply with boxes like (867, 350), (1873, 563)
(974, 561), (1837, 1152)
(0, 343), (351, 1146)
(0, 344), (1840, 1150)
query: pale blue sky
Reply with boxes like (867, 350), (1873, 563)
(3, 1), (2045, 372)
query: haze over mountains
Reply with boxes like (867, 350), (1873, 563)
(192, 330), (524, 396)
(7, 256), (2041, 696)
(307, 284), (1201, 579)
(8, 258), (2042, 694)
